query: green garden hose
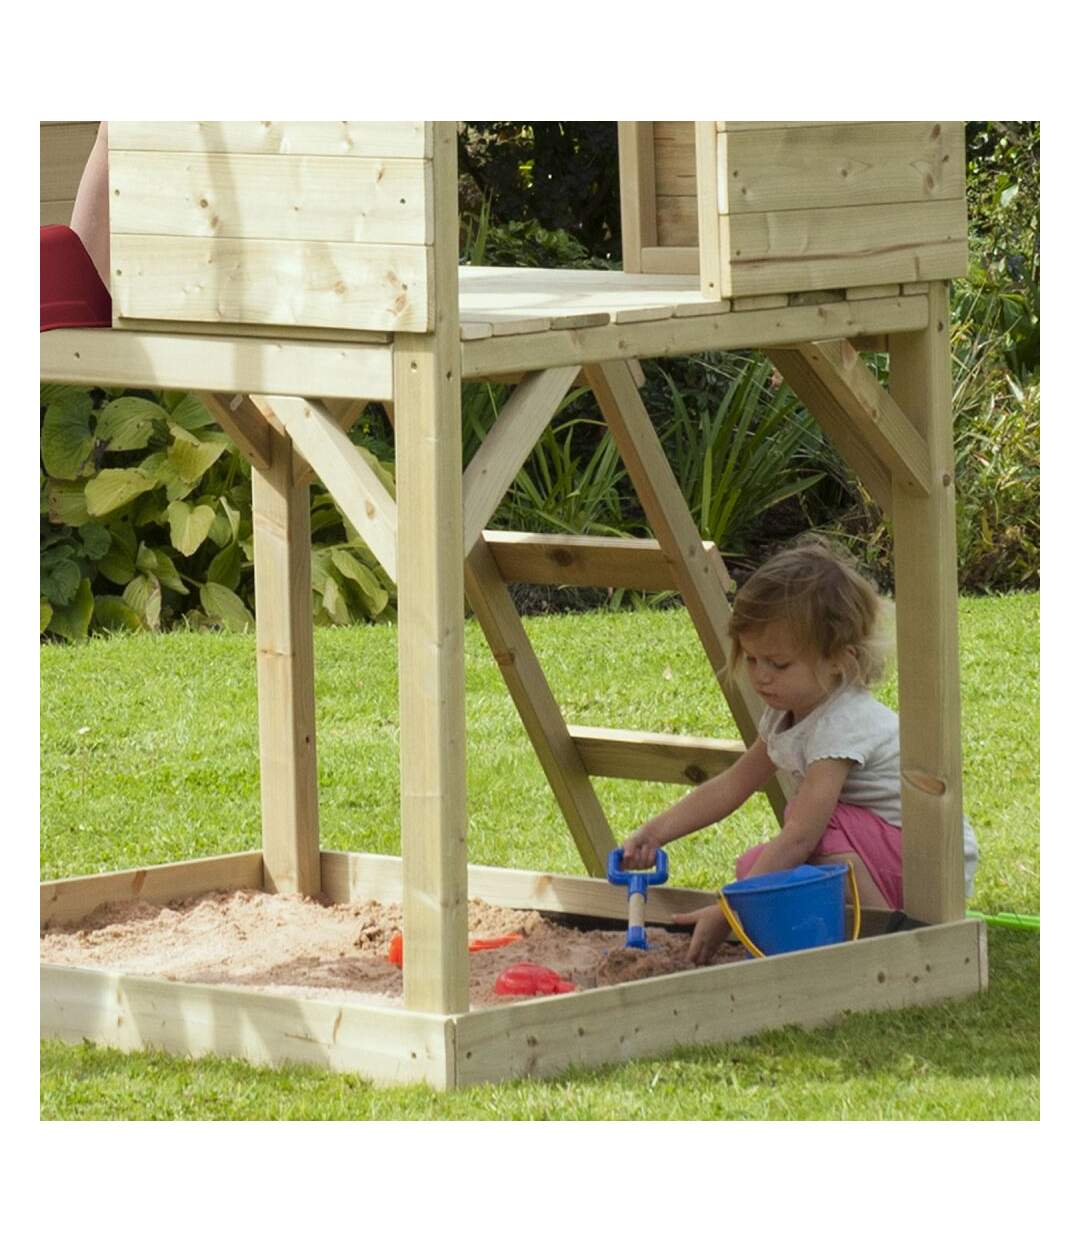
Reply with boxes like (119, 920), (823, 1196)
(967, 910), (1040, 931)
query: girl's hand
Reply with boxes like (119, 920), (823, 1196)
(672, 903), (731, 964)
(620, 826), (662, 870)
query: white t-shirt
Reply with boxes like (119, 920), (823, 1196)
(758, 685), (979, 895)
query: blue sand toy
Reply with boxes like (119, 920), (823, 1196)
(607, 847), (669, 949)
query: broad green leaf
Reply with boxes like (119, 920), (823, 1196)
(93, 595), (144, 632)
(95, 397), (166, 451)
(331, 548), (388, 615)
(151, 548), (188, 594)
(123, 573), (162, 629)
(208, 513), (233, 548)
(219, 495), (242, 543)
(199, 582), (254, 632)
(320, 574), (350, 625)
(96, 544), (137, 587)
(84, 468), (157, 517)
(46, 577), (94, 642)
(166, 500), (217, 557)
(168, 432), (228, 484)
(78, 521), (111, 561)
(40, 383), (82, 406)
(168, 393), (217, 432)
(47, 479), (90, 527)
(40, 598), (52, 633)
(41, 555), (82, 607)
(42, 390), (94, 480)
(207, 542), (242, 591)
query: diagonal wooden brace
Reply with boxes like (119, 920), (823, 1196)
(462, 366), (580, 553)
(252, 395), (398, 583)
(583, 359), (794, 821)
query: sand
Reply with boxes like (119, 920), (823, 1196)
(39, 889), (744, 1009)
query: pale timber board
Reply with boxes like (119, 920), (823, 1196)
(656, 195), (699, 247)
(395, 123), (469, 1016)
(462, 367), (580, 552)
(640, 246), (699, 275)
(716, 121), (837, 132)
(252, 430), (321, 896)
(720, 200), (969, 297)
(483, 531), (686, 591)
(465, 538), (616, 877)
(41, 965), (454, 1087)
(568, 725), (745, 784)
(717, 123), (964, 214)
(653, 122), (696, 195)
(40, 121), (98, 202)
(109, 150), (433, 245)
(256, 396), (398, 581)
(319, 851), (719, 923)
(451, 918), (986, 1085)
(109, 121), (432, 159)
(461, 294), (929, 378)
(617, 122), (657, 271)
(40, 329), (394, 400)
(41, 852), (265, 929)
(891, 283), (968, 924)
(111, 318), (394, 345)
(459, 266), (705, 318)
(111, 234), (433, 334)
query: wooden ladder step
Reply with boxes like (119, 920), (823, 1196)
(567, 725), (745, 785)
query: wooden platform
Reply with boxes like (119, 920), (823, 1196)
(41, 269), (922, 398)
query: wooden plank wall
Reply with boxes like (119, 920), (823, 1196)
(40, 122), (99, 226)
(107, 122), (436, 335)
(701, 121), (969, 298)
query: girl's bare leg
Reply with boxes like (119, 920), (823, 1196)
(68, 122), (110, 289)
(813, 850), (892, 910)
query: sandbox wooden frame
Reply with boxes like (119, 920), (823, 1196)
(41, 121), (986, 1089)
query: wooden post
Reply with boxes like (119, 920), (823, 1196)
(889, 281), (966, 924)
(394, 124), (470, 1014)
(251, 426), (320, 895)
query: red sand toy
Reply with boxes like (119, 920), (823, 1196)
(493, 962), (576, 996)
(388, 931), (522, 966)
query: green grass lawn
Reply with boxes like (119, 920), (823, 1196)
(39, 593), (1039, 1119)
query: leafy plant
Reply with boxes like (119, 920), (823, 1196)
(656, 353), (832, 557)
(40, 387), (397, 640)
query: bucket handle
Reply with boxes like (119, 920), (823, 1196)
(717, 862), (861, 959)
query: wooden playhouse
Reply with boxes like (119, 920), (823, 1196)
(40, 121), (985, 1088)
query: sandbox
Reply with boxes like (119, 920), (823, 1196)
(40, 850), (987, 1089)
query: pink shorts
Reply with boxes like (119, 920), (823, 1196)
(736, 802), (904, 910)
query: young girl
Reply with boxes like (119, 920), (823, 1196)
(620, 538), (978, 964)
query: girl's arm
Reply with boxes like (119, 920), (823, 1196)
(621, 736), (777, 867)
(742, 757), (853, 877)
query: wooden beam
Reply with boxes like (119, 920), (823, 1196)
(252, 428), (320, 896)
(41, 852), (264, 930)
(790, 339), (931, 496)
(293, 398), (368, 488)
(568, 725), (745, 785)
(461, 294), (929, 379)
(465, 536), (616, 876)
(254, 395), (397, 582)
(395, 123), (469, 1016)
(451, 918), (986, 1087)
(582, 359), (794, 821)
(617, 122), (656, 272)
(767, 346), (894, 516)
(889, 282), (967, 924)
(462, 366), (579, 552)
(40, 328), (394, 399)
(197, 391), (272, 470)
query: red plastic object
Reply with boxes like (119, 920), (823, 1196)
(40, 225), (112, 331)
(494, 962), (575, 996)
(468, 934), (523, 953)
(387, 932), (403, 966)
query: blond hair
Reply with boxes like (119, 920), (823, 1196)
(728, 537), (891, 688)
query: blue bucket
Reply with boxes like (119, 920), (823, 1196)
(719, 863), (860, 958)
